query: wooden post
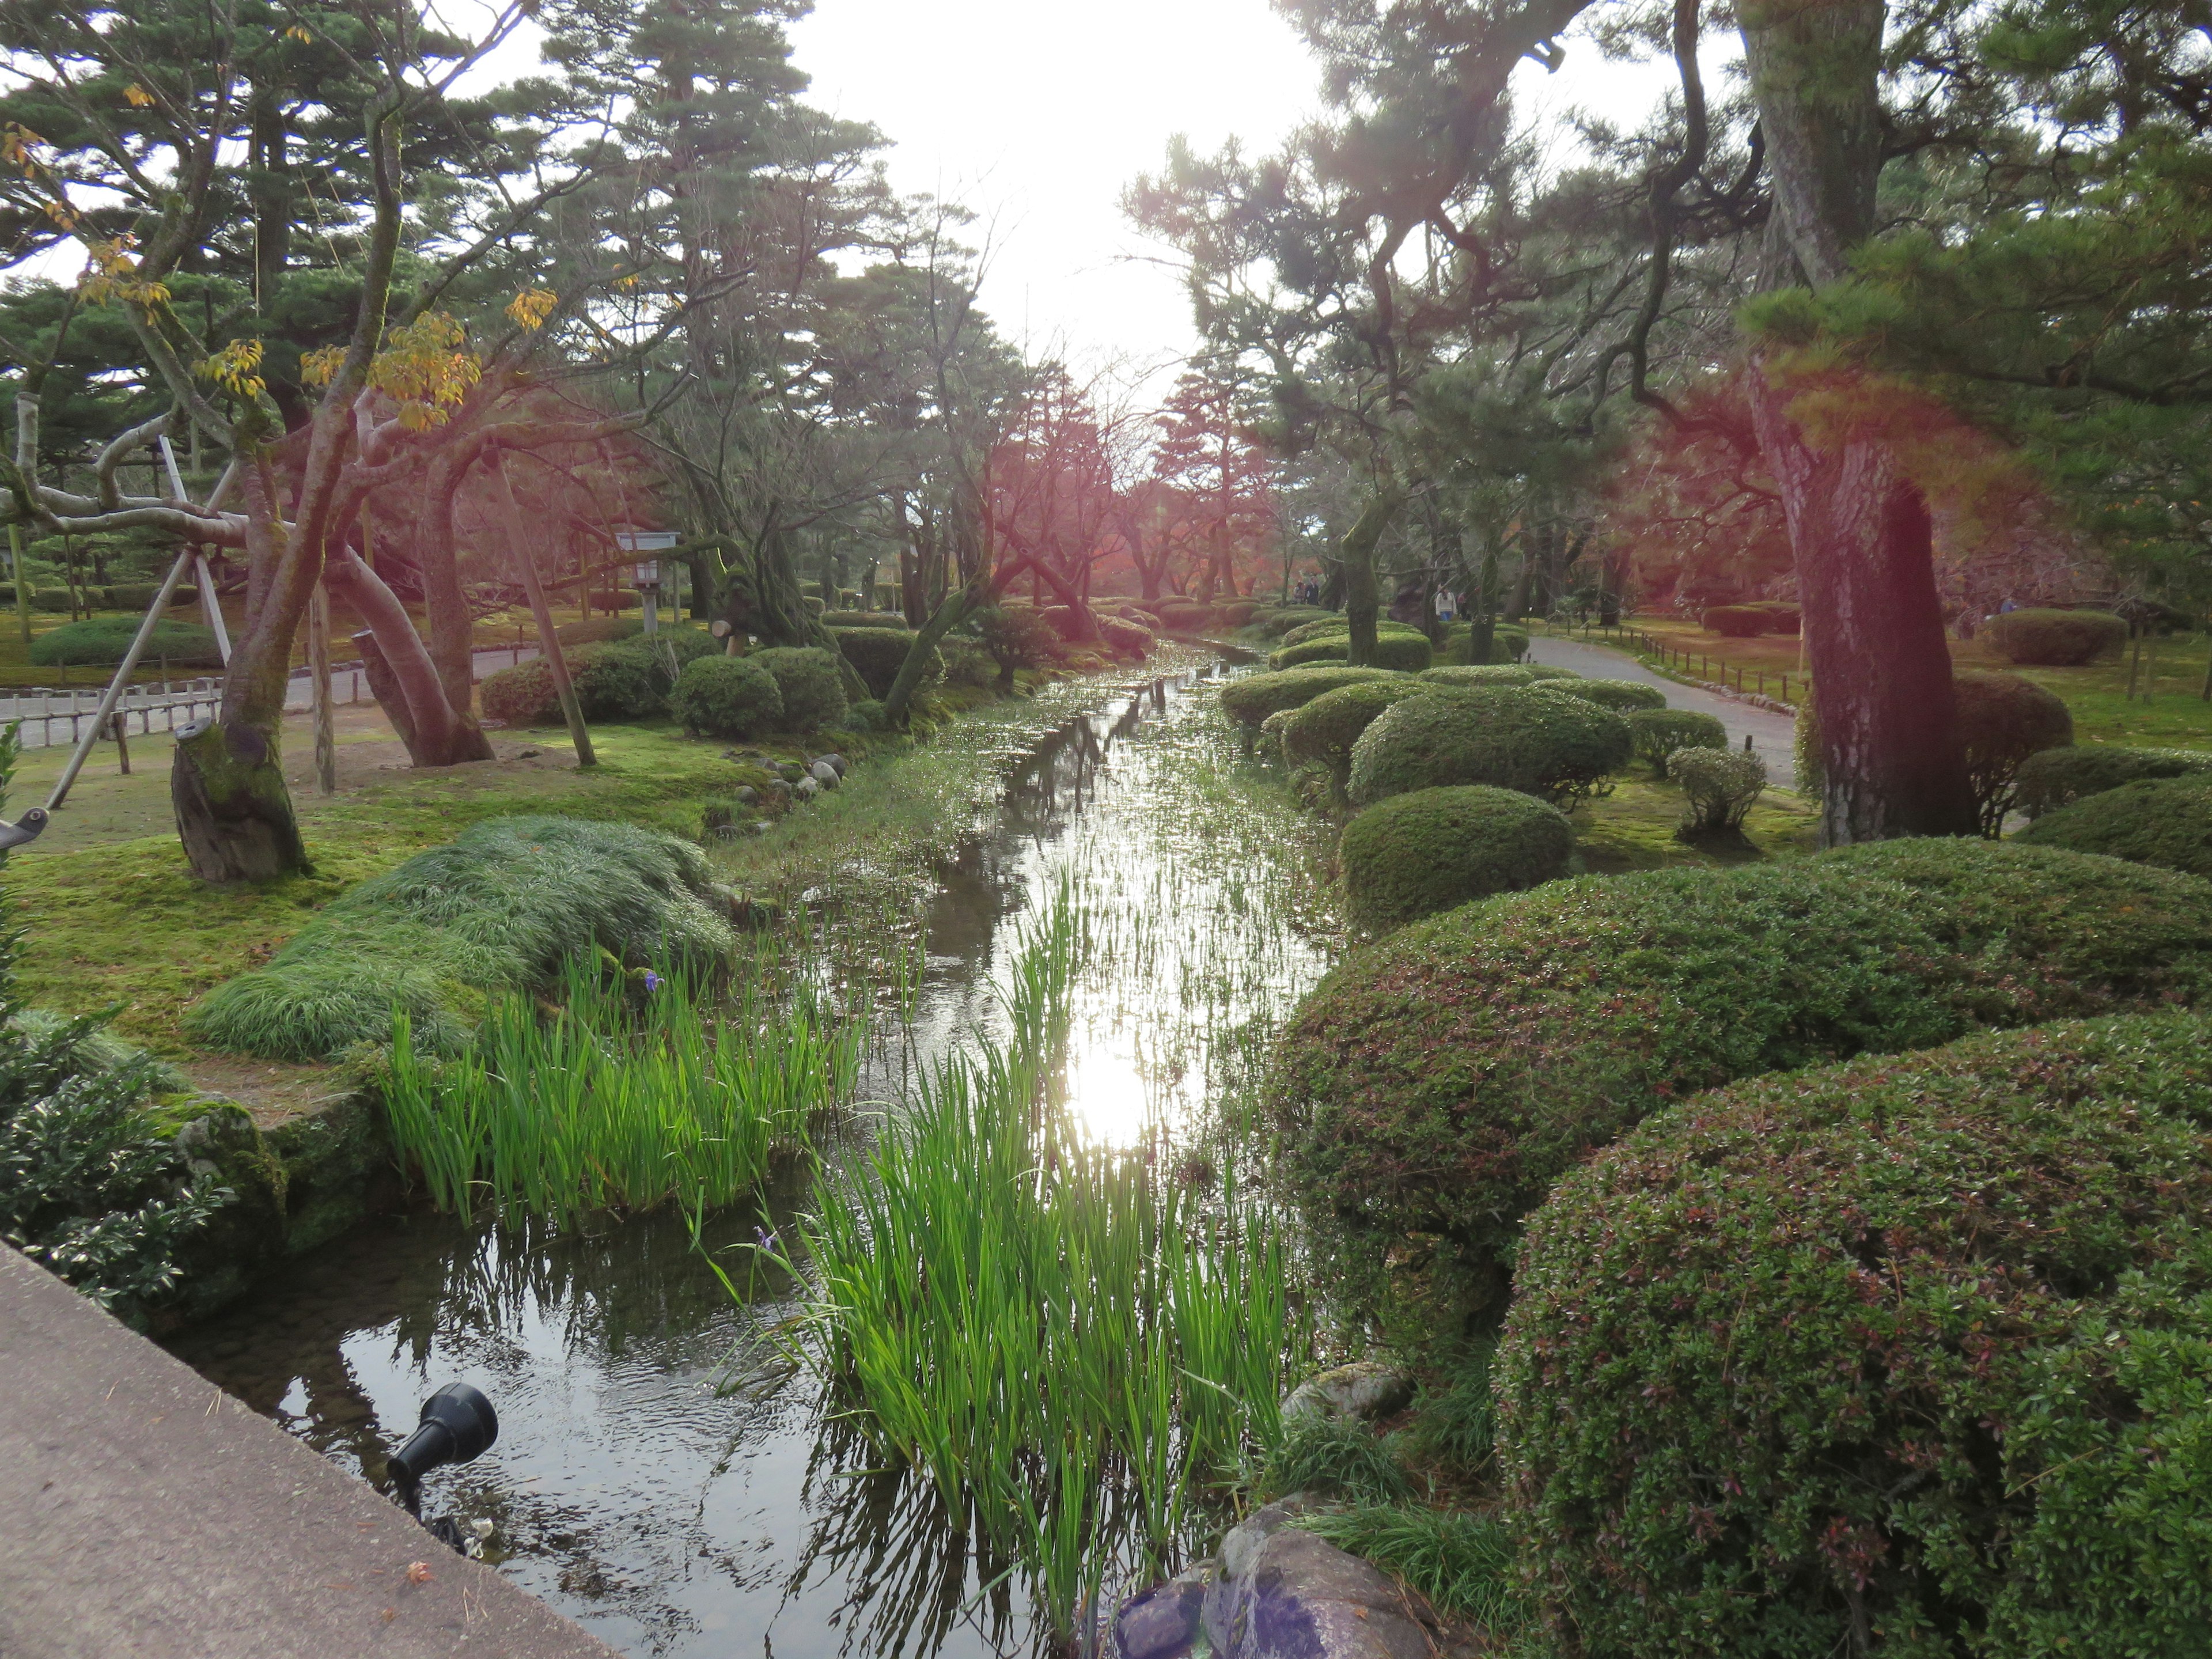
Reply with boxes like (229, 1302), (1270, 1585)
(309, 579), (336, 795)
(491, 454), (595, 767)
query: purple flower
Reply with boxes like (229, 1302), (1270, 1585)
(643, 971), (664, 992)
(755, 1226), (779, 1255)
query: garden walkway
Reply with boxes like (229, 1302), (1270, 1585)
(1525, 634), (1800, 789)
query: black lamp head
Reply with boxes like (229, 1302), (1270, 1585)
(388, 1382), (498, 1488)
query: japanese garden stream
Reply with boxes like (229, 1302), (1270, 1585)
(163, 653), (1338, 1659)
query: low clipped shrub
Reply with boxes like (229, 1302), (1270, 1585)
(1280, 680), (1430, 786)
(1700, 604), (1770, 637)
(103, 582), (197, 613)
(569, 640), (668, 719)
(1259, 706), (1299, 762)
(2018, 772), (2212, 878)
(1251, 605), (1338, 640)
(821, 610), (909, 629)
(1498, 1012), (2212, 1659)
(1547, 677), (1666, 712)
(1270, 840), (2212, 1298)
(555, 617), (643, 647)
(1219, 666), (1397, 729)
(750, 645), (847, 732)
(479, 658), (560, 726)
(187, 816), (737, 1060)
(1281, 617), (1424, 649)
(831, 626), (935, 699)
(1271, 632), (1434, 672)
(1419, 664), (1536, 688)
(1339, 786), (1573, 931)
(1493, 623), (1529, 661)
(1217, 600), (1263, 627)
(1518, 664), (1579, 683)
(28, 616), (222, 668)
(668, 654), (783, 740)
(1984, 605), (2129, 665)
(2014, 743), (2212, 818)
(1671, 746), (1767, 839)
(1346, 685), (1631, 809)
(1626, 708), (1726, 777)
(1955, 668), (2075, 835)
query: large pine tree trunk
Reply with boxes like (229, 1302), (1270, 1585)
(1339, 489), (1400, 666)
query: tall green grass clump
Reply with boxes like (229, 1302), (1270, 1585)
(383, 959), (855, 1224)
(188, 816), (739, 1060)
(795, 907), (1308, 1636)
(1293, 1505), (1517, 1625)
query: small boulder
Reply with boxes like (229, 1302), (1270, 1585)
(794, 774), (821, 801)
(1281, 1361), (1416, 1426)
(815, 752), (848, 777)
(809, 759), (841, 790)
(734, 785), (760, 807)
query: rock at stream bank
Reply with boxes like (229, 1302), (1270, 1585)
(1281, 1361), (1415, 1426)
(1101, 1499), (1487, 1659)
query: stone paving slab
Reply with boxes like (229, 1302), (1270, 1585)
(0, 1244), (619, 1659)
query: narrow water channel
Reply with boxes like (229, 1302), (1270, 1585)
(164, 659), (1339, 1659)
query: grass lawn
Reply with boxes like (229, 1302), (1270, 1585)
(1553, 618), (2212, 749)
(1570, 777), (1820, 874)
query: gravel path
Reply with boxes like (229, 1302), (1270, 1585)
(1525, 633), (1801, 789)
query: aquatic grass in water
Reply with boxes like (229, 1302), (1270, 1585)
(385, 960), (857, 1224)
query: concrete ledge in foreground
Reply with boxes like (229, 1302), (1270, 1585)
(0, 1244), (619, 1659)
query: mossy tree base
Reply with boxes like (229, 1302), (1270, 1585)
(171, 719), (310, 883)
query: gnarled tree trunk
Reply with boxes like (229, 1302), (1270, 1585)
(324, 543), (486, 766)
(1339, 488), (1400, 666)
(171, 717), (308, 883)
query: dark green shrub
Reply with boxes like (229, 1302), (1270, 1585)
(1547, 677), (1666, 712)
(1956, 668), (2075, 835)
(1219, 666), (1397, 729)
(668, 654), (783, 740)
(1251, 605), (1338, 640)
(2018, 772), (2212, 877)
(28, 617), (222, 668)
(2014, 744), (2212, 818)
(1280, 680), (1431, 785)
(1498, 1012), (2212, 1659)
(1346, 685), (1631, 809)
(831, 626), (936, 699)
(1260, 706), (1299, 761)
(1983, 606), (2129, 665)
(569, 640), (668, 719)
(103, 582), (195, 613)
(1493, 623), (1529, 661)
(555, 616), (643, 647)
(938, 637), (996, 689)
(480, 658), (560, 726)
(1418, 664), (1536, 688)
(1270, 840), (2212, 1296)
(1339, 786), (1574, 931)
(1700, 604), (1769, 637)
(30, 588), (74, 613)
(1670, 747), (1767, 838)
(1626, 708), (1727, 777)
(1280, 617), (1423, 649)
(1271, 632), (1434, 672)
(972, 605), (1059, 684)
(751, 645), (847, 733)
(822, 610), (909, 629)
(187, 816), (737, 1060)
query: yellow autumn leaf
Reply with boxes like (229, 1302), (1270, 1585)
(285, 24), (311, 41)
(123, 84), (155, 108)
(505, 287), (558, 329)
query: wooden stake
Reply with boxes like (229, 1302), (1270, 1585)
(491, 454), (595, 767)
(310, 579), (336, 794)
(109, 711), (130, 775)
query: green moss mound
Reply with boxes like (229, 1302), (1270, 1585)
(2014, 744), (2212, 818)
(1419, 664), (1536, 688)
(1346, 685), (1631, 809)
(186, 816), (738, 1060)
(1270, 840), (2212, 1291)
(1279, 617), (1424, 649)
(831, 626), (937, 699)
(1984, 606), (2130, 666)
(28, 617), (222, 668)
(1626, 708), (1727, 777)
(1547, 676), (1666, 712)
(2019, 772), (2212, 877)
(1219, 666), (1397, 729)
(1340, 786), (1573, 932)
(1499, 1011), (2212, 1659)
(1271, 633), (1434, 672)
(1281, 680), (1432, 785)
(749, 646), (847, 733)
(668, 654), (783, 740)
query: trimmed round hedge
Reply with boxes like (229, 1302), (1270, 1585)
(1219, 666), (1397, 729)
(555, 616), (643, 647)
(1279, 617), (1424, 649)
(1548, 676), (1666, 712)
(1271, 632), (1434, 672)
(1626, 707), (1727, 777)
(832, 626), (937, 699)
(1280, 680), (1431, 784)
(1346, 685), (1631, 809)
(668, 654), (783, 740)
(1418, 664), (1537, 688)
(1339, 786), (1573, 932)
(1984, 606), (2129, 666)
(1956, 668), (2075, 835)
(479, 657), (560, 726)
(1270, 839), (2212, 1289)
(1519, 663), (1580, 683)
(822, 610), (910, 628)
(1498, 1011), (2212, 1659)
(1700, 604), (1770, 637)
(2018, 772), (2212, 878)
(29, 616), (222, 668)
(749, 645), (847, 733)
(2015, 744), (2212, 819)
